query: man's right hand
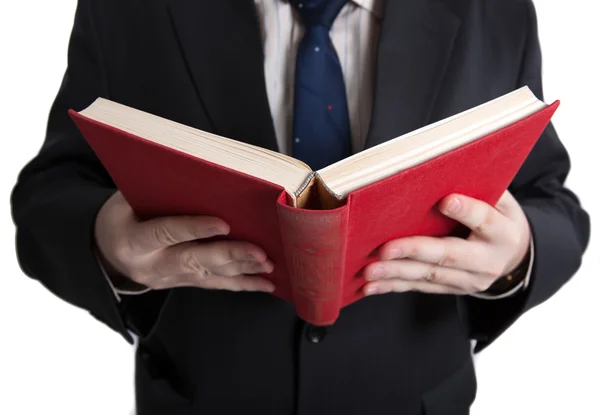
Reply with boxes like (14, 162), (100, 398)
(94, 191), (275, 292)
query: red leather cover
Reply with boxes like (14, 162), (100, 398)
(274, 101), (558, 324)
(341, 101), (560, 307)
(69, 110), (296, 303)
(69, 101), (558, 326)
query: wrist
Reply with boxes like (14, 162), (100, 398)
(485, 249), (530, 295)
(95, 245), (149, 293)
(472, 237), (534, 300)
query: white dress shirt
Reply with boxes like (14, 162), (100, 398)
(255, 0), (382, 155)
(104, 0), (531, 300)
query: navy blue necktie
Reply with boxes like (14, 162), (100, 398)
(290, 0), (351, 170)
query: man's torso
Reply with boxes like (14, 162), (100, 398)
(89, 1), (530, 413)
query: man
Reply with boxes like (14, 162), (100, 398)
(11, 0), (589, 414)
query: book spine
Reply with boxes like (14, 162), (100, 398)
(276, 195), (350, 326)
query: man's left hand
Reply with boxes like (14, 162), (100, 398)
(363, 191), (531, 296)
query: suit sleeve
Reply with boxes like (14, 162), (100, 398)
(460, 0), (591, 352)
(10, 0), (133, 343)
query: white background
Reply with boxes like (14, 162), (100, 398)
(0, 1), (598, 414)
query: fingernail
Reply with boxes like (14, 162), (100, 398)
(365, 285), (379, 295)
(367, 265), (385, 280)
(445, 197), (461, 214)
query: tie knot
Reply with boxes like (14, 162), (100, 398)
(290, 0), (349, 29)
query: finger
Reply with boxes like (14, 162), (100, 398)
(201, 274), (276, 292)
(438, 194), (508, 239)
(213, 259), (274, 277)
(190, 240), (268, 266)
(494, 191), (526, 222)
(153, 273), (276, 292)
(364, 279), (467, 296)
(155, 240), (269, 277)
(364, 259), (491, 293)
(377, 236), (490, 274)
(132, 215), (230, 253)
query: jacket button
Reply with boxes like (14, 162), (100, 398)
(306, 324), (327, 343)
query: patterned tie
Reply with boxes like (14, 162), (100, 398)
(290, 0), (351, 170)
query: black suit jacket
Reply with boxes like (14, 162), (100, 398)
(11, 1), (590, 414)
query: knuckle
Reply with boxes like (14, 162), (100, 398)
(197, 266), (211, 280)
(226, 243), (241, 261)
(180, 250), (207, 276)
(425, 264), (439, 283)
(475, 208), (495, 234)
(151, 224), (178, 246)
(403, 242), (420, 259)
(437, 245), (454, 267)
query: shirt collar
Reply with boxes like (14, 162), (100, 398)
(352, 0), (383, 19)
(281, 0), (384, 19)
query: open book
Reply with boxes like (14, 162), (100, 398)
(76, 87), (547, 208)
(70, 86), (558, 325)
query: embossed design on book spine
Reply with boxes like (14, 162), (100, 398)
(288, 243), (338, 300)
(277, 205), (347, 323)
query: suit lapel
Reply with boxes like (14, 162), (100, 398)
(168, 0), (279, 151)
(364, 0), (461, 149)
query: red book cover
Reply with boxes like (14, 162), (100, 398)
(69, 100), (559, 326)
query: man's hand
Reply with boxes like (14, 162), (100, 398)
(95, 191), (275, 293)
(363, 191), (531, 296)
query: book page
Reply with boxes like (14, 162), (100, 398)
(317, 87), (546, 198)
